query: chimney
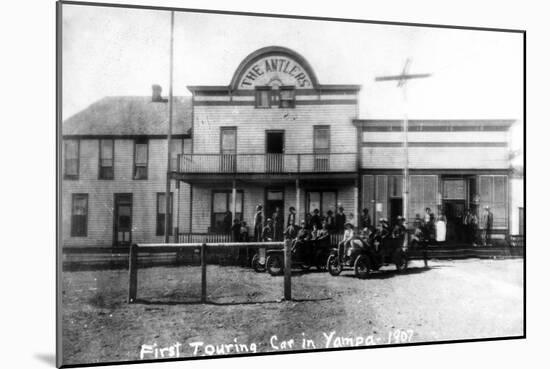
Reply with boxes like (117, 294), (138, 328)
(151, 84), (166, 102)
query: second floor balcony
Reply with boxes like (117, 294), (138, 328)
(176, 152), (357, 175)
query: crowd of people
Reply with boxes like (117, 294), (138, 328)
(219, 204), (494, 247)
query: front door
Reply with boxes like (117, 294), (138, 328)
(389, 198), (403, 225)
(443, 200), (466, 243)
(114, 194), (132, 246)
(265, 131), (284, 173)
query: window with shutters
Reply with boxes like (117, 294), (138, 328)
(99, 139), (114, 179)
(479, 175), (508, 228)
(64, 140), (79, 179)
(133, 138), (148, 180)
(71, 194), (88, 237)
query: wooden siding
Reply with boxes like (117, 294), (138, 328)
(62, 138), (191, 247)
(193, 104), (357, 155)
(362, 131), (509, 143)
(361, 146), (509, 169)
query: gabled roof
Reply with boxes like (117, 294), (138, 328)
(63, 96), (192, 136)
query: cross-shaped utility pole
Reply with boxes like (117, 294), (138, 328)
(375, 58), (431, 244)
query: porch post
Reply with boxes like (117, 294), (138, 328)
(232, 180), (237, 223)
(354, 179), (359, 228)
(175, 180), (180, 239)
(296, 179), (300, 222)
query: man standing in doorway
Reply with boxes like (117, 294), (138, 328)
(254, 205), (263, 242)
(481, 206), (493, 246)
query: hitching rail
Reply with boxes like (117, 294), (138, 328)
(128, 241), (290, 304)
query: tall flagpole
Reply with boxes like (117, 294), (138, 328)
(375, 59), (431, 246)
(164, 11), (174, 243)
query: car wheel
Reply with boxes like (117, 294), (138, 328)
(266, 255), (284, 276)
(327, 254), (342, 276)
(354, 255), (372, 279)
(251, 253), (265, 273)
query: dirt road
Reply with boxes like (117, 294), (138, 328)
(61, 259), (523, 365)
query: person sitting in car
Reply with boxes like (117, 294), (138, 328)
(292, 220), (311, 259)
(392, 216), (407, 240)
(338, 222), (355, 255)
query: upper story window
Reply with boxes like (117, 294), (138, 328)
(99, 139), (114, 179)
(64, 140), (79, 179)
(255, 87), (272, 108)
(279, 86), (296, 108)
(133, 138), (148, 180)
(314, 126), (330, 153)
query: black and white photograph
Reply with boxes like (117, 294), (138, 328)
(56, 0), (525, 367)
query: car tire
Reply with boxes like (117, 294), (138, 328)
(327, 254), (342, 276)
(354, 255), (372, 279)
(251, 253), (265, 273)
(266, 255), (284, 276)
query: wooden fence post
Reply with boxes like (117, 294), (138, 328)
(284, 238), (292, 300)
(201, 243), (207, 303)
(128, 244), (138, 303)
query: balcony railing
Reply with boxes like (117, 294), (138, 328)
(177, 153), (357, 174)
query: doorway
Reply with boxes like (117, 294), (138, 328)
(443, 200), (466, 243)
(265, 189), (285, 240)
(265, 131), (284, 172)
(114, 193), (132, 246)
(389, 198), (403, 225)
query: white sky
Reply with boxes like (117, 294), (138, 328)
(62, 4), (523, 134)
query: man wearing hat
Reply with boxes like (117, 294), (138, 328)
(253, 205), (263, 242)
(392, 216), (407, 240)
(481, 206), (493, 246)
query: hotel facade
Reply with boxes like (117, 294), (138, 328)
(61, 46), (522, 248)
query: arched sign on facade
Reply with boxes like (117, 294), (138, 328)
(229, 46), (319, 90)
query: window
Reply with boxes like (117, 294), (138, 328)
(307, 191), (337, 217)
(314, 126), (330, 171)
(389, 175), (403, 198)
(211, 190), (243, 233)
(314, 126), (330, 153)
(64, 140), (79, 179)
(279, 86), (296, 108)
(71, 194), (88, 237)
(409, 175), (438, 221)
(220, 128), (237, 172)
(134, 138), (148, 180)
(169, 139), (183, 171)
(479, 175), (508, 228)
(99, 139), (114, 179)
(156, 192), (173, 236)
(255, 87), (272, 108)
